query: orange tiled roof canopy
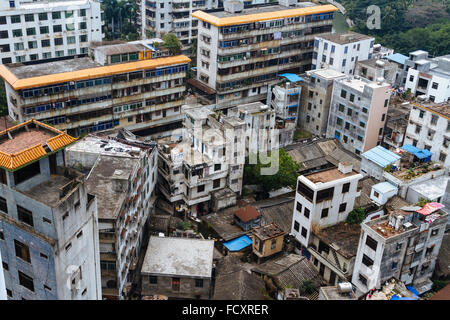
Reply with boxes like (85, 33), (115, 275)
(0, 119), (77, 171)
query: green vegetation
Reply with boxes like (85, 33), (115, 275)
(159, 33), (182, 55)
(176, 221), (192, 231)
(243, 149), (299, 193)
(346, 208), (366, 225)
(432, 279), (449, 292)
(417, 198), (432, 207)
(102, 0), (138, 41)
(300, 280), (317, 295)
(0, 80), (7, 116)
(341, 0), (450, 56)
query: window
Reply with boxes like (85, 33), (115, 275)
(67, 36), (76, 44)
(373, 191), (380, 198)
(340, 90), (347, 99)
(359, 121), (366, 128)
(44, 285), (51, 291)
(213, 179), (220, 189)
(6, 288), (12, 297)
(197, 185), (205, 193)
(338, 104), (345, 112)
(362, 254), (374, 267)
(11, 15), (20, 23)
(0, 230), (4, 240)
(431, 115), (438, 125)
(214, 164), (221, 171)
(362, 107), (368, 113)
(296, 202), (302, 213)
(347, 108), (352, 116)
(28, 41), (37, 49)
(15, 239), (32, 263)
(172, 277), (180, 291)
(40, 253), (48, 260)
(0, 196), (7, 213)
(293, 221), (299, 232)
(3, 262), (9, 271)
(392, 261), (398, 269)
(301, 227), (307, 238)
(54, 37), (63, 45)
(80, 35), (87, 42)
(149, 276), (157, 284)
(349, 94), (355, 102)
(339, 203), (347, 212)
(40, 26), (49, 34)
(17, 206), (33, 227)
(38, 12), (48, 21)
(342, 59), (346, 67)
(18, 271), (34, 292)
(65, 243), (72, 251)
(419, 110), (425, 119)
(52, 11), (61, 19)
(43, 217), (51, 224)
(316, 187), (334, 202)
(342, 183), (350, 193)
(53, 25), (62, 32)
(65, 10), (74, 18)
(396, 242), (402, 251)
(297, 181), (314, 202)
(381, 113), (386, 122)
(41, 39), (50, 47)
(366, 235), (378, 251)
(358, 273), (367, 286)
(431, 228), (439, 237)
(194, 278), (204, 288)
(26, 27), (36, 36)
(431, 82), (438, 90)
(12, 29), (22, 37)
(304, 208), (310, 219)
(321, 208), (329, 218)
(77, 231), (83, 238)
(25, 13), (34, 22)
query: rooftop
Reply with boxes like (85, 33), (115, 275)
(319, 286), (357, 300)
(386, 53), (409, 65)
(362, 145), (401, 168)
(238, 102), (271, 115)
(0, 55), (191, 90)
(252, 223), (285, 241)
(85, 155), (139, 220)
(234, 205), (261, 223)
(17, 0), (93, 10)
(191, 4), (338, 27)
(337, 76), (390, 91)
(306, 68), (346, 80)
(317, 31), (373, 45)
(315, 222), (361, 259)
(305, 167), (359, 184)
(141, 236), (214, 278)
(373, 181), (398, 194)
(254, 197), (294, 233)
(410, 101), (450, 120)
(408, 176), (448, 201)
(0, 119), (76, 171)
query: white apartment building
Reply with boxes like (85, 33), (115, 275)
(192, 1), (337, 110)
(352, 199), (448, 296)
(291, 162), (363, 248)
(0, 0), (103, 64)
(157, 105), (245, 217)
(299, 68), (346, 137)
(402, 50), (450, 103)
(228, 101), (276, 155)
(326, 76), (392, 155)
(66, 133), (158, 300)
(403, 101), (450, 168)
(312, 31), (375, 75)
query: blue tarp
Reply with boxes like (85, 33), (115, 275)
(390, 295), (419, 300)
(386, 53), (408, 65)
(401, 144), (432, 160)
(279, 73), (303, 83)
(362, 145), (401, 168)
(223, 235), (252, 252)
(407, 286), (420, 296)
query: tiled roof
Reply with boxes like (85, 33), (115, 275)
(0, 119), (77, 171)
(234, 205), (261, 223)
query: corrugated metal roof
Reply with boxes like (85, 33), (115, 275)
(372, 182), (397, 194)
(386, 53), (408, 65)
(0, 55), (191, 90)
(191, 4), (338, 27)
(223, 235), (252, 252)
(362, 145), (401, 168)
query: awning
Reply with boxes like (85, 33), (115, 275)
(279, 73), (303, 83)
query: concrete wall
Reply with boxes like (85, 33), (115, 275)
(141, 274), (211, 299)
(253, 235), (283, 258)
(0, 248), (6, 300)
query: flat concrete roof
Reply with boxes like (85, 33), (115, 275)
(85, 155), (139, 220)
(308, 68), (346, 80)
(305, 167), (358, 184)
(317, 31), (373, 45)
(141, 236), (214, 278)
(320, 286), (356, 300)
(337, 76), (389, 91)
(409, 176), (448, 200)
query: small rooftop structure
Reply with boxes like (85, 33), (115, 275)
(0, 119), (76, 171)
(400, 144), (432, 161)
(373, 181), (398, 194)
(319, 285), (357, 300)
(408, 176), (448, 202)
(234, 205), (261, 223)
(252, 223), (285, 241)
(362, 145), (401, 168)
(304, 166), (358, 184)
(386, 53), (408, 65)
(279, 73), (303, 83)
(141, 236), (214, 278)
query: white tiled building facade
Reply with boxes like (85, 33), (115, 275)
(312, 31), (375, 75)
(0, 0), (103, 64)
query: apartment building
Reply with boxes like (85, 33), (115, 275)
(403, 101), (450, 167)
(381, 102), (411, 150)
(354, 58), (401, 86)
(267, 73), (302, 147)
(66, 133), (158, 299)
(0, 41), (190, 139)
(402, 50), (450, 103)
(192, 1), (337, 110)
(312, 31), (375, 75)
(291, 162), (363, 248)
(298, 68), (346, 137)
(326, 76), (392, 155)
(0, 119), (102, 300)
(228, 101), (275, 154)
(0, 0), (103, 64)
(352, 197), (449, 296)
(157, 105), (245, 217)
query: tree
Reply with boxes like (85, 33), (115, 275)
(243, 149), (299, 193)
(346, 208), (365, 225)
(162, 33), (182, 55)
(300, 280), (317, 295)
